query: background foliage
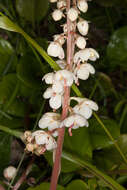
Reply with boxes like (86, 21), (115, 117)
(0, 0), (127, 189)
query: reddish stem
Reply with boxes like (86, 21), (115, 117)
(50, 0), (75, 189)
(13, 158), (34, 190)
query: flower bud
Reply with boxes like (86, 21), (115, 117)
(26, 143), (34, 152)
(24, 131), (32, 139)
(52, 9), (63, 21)
(77, 20), (89, 36)
(77, 0), (88, 13)
(57, 0), (66, 10)
(76, 36), (86, 49)
(3, 166), (16, 181)
(67, 8), (78, 22)
(42, 72), (54, 84)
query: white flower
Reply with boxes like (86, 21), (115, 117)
(53, 34), (65, 45)
(57, 0), (66, 10)
(3, 166), (16, 181)
(52, 81), (64, 93)
(32, 130), (57, 150)
(61, 114), (88, 136)
(71, 97), (99, 119)
(47, 42), (64, 59)
(67, 8), (78, 22)
(77, 20), (89, 36)
(77, 0), (88, 13)
(62, 114), (88, 128)
(43, 87), (63, 109)
(52, 9), (63, 21)
(76, 36), (86, 49)
(54, 69), (74, 86)
(74, 63), (95, 80)
(74, 48), (99, 63)
(39, 112), (61, 131)
(42, 72), (54, 84)
(74, 49), (91, 63)
(50, 0), (57, 2)
(88, 48), (99, 61)
(56, 59), (66, 69)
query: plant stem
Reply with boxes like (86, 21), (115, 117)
(13, 158), (34, 190)
(50, 1), (73, 189)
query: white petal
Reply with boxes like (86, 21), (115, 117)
(76, 36), (86, 49)
(77, 0), (88, 13)
(76, 66), (89, 80)
(49, 94), (62, 109)
(43, 87), (53, 99)
(52, 81), (64, 93)
(80, 106), (92, 119)
(67, 8), (78, 22)
(84, 99), (99, 111)
(47, 42), (64, 58)
(57, 0), (66, 9)
(54, 70), (74, 86)
(74, 49), (91, 63)
(84, 63), (95, 74)
(88, 48), (99, 61)
(77, 20), (89, 36)
(63, 115), (74, 127)
(42, 73), (54, 84)
(52, 9), (63, 21)
(56, 59), (66, 69)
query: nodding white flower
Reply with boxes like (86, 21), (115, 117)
(42, 72), (54, 84)
(74, 63), (95, 80)
(74, 48), (99, 63)
(57, 0), (66, 10)
(76, 36), (87, 49)
(77, 0), (88, 13)
(52, 9), (63, 21)
(54, 69), (74, 86)
(53, 34), (65, 45)
(56, 59), (66, 69)
(52, 130), (59, 137)
(47, 42), (64, 59)
(88, 48), (99, 61)
(32, 130), (57, 150)
(61, 114), (88, 136)
(67, 8), (78, 22)
(52, 81), (64, 93)
(71, 97), (99, 119)
(3, 166), (16, 181)
(39, 112), (61, 131)
(43, 87), (63, 109)
(63, 23), (75, 33)
(77, 20), (89, 36)
(74, 49), (91, 63)
(50, 0), (57, 2)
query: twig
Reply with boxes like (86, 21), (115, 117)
(13, 158), (34, 190)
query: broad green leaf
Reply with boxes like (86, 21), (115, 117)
(94, 134), (127, 172)
(0, 74), (26, 117)
(16, 0), (49, 23)
(89, 118), (120, 149)
(27, 182), (64, 190)
(107, 26), (127, 68)
(0, 38), (17, 75)
(0, 132), (12, 175)
(66, 180), (88, 190)
(17, 54), (42, 89)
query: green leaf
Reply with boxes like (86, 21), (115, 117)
(0, 38), (17, 75)
(0, 132), (12, 175)
(66, 180), (88, 190)
(17, 54), (42, 89)
(26, 182), (64, 190)
(62, 151), (125, 190)
(16, 0), (49, 23)
(89, 118), (120, 149)
(107, 26), (127, 68)
(0, 74), (26, 117)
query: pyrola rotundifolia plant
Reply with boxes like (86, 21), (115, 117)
(23, 0), (99, 189)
